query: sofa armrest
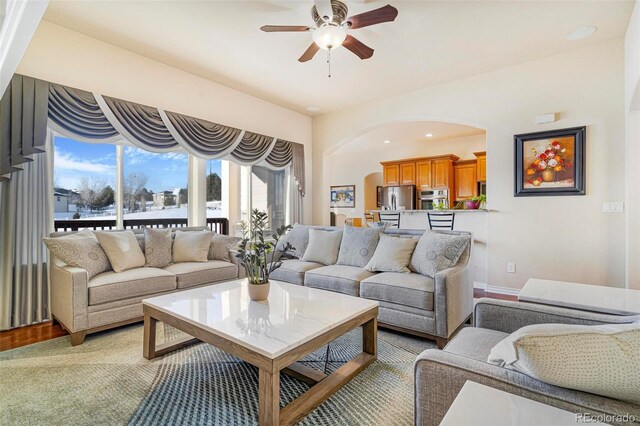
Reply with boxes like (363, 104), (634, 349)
(50, 261), (89, 332)
(414, 349), (639, 426)
(434, 264), (473, 338)
(474, 298), (640, 333)
(227, 250), (246, 279)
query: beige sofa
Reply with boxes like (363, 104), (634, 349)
(49, 227), (243, 345)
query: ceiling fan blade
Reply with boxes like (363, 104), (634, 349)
(260, 25), (311, 32)
(314, 0), (334, 22)
(346, 4), (398, 29)
(343, 35), (374, 60)
(298, 43), (320, 62)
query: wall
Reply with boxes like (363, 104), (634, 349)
(625, 0), (640, 289)
(363, 172), (383, 213)
(329, 133), (486, 219)
(313, 40), (626, 290)
(16, 20), (313, 225)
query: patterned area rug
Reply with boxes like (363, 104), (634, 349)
(0, 323), (435, 425)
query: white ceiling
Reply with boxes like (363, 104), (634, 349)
(42, 0), (635, 115)
(333, 121), (485, 155)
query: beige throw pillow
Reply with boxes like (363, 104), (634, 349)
(364, 234), (418, 273)
(173, 230), (213, 263)
(208, 234), (241, 262)
(144, 228), (173, 268)
(302, 229), (343, 265)
(488, 323), (640, 403)
(94, 231), (146, 273)
(43, 229), (112, 279)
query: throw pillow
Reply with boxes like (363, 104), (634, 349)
(364, 234), (419, 273)
(302, 229), (343, 265)
(275, 223), (309, 258)
(336, 226), (383, 267)
(208, 234), (241, 262)
(410, 231), (470, 277)
(488, 323), (640, 404)
(143, 228), (173, 268)
(173, 230), (214, 263)
(94, 231), (146, 273)
(43, 229), (111, 279)
(367, 221), (391, 229)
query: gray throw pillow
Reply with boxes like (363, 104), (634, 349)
(410, 231), (470, 277)
(336, 226), (382, 267)
(275, 223), (309, 258)
(302, 229), (343, 265)
(364, 234), (418, 273)
(144, 228), (173, 268)
(208, 234), (241, 262)
(43, 229), (112, 279)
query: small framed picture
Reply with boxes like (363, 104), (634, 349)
(514, 126), (586, 197)
(376, 186), (383, 208)
(330, 185), (355, 208)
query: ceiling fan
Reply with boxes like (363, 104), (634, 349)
(260, 0), (398, 64)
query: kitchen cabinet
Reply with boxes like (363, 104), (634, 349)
(416, 160), (432, 188)
(383, 163), (400, 186)
(399, 162), (416, 185)
(475, 151), (486, 182)
(454, 161), (478, 201)
(433, 159), (454, 188)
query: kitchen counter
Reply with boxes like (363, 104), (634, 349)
(372, 209), (488, 214)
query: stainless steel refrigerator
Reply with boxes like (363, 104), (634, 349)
(381, 185), (415, 210)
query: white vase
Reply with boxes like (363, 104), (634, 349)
(247, 281), (270, 301)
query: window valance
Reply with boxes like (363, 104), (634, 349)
(0, 74), (305, 196)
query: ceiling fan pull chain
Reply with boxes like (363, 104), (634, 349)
(327, 50), (331, 78)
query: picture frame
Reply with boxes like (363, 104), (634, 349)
(376, 186), (383, 208)
(514, 126), (585, 197)
(330, 185), (356, 208)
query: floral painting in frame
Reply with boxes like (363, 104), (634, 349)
(514, 126), (585, 196)
(330, 185), (356, 208)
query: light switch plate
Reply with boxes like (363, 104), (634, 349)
(603, 202), (624, 213)
(506, 262), (516, 273)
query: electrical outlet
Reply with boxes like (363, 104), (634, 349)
(506, 262), (516, 273)
(603, 202), (624, 213)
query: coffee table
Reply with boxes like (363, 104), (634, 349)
(142, 279), (379, 426)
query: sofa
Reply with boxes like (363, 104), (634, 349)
(269, 226), (474, 348)
(414, 298), (640, 425)
(49, 227), (244, 345)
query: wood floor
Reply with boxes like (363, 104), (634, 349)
(0, 289), (516, 352)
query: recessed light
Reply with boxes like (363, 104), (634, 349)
(383, 140), (391, 144)
(306, 106), (320, 112)
(425, 133), (434, 138)
(566, 26), (597, 41)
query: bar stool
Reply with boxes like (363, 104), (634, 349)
(379, 211), (401, 229)
(427, 212), (455, 230)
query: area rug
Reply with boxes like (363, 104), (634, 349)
(0, 323), (435, 425)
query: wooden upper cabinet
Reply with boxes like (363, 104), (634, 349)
(399, 162), (416, 185)
(454, 161), (478, 201)
(383, 163), (400, 186)
(475, 151), (487, 182)
(416, 161), (432, 188)
(432, 159), (453, 188)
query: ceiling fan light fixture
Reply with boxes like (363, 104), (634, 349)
(312, 24), (347, 50)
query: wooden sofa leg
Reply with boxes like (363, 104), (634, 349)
(70, 331), (86, 346)
(435, 337), (447, 349)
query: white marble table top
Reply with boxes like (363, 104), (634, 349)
(440, 381), (609, 425)
(143, 279), (378, 358)
(519, 279), (640, 315)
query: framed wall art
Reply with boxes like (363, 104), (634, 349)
(330, 185), (355, 208)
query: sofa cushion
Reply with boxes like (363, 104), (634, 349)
(144, 228), (173, 268)
(302, 229), (343, 265)
(336, 226), (382, 268)
(164, 260), (238, 288)
(304, 265), (376, 296)
(360, 272), (435, 311)
(444, 327), (508, 362)
(44, 229), (112, 279)
(208, 234), (241, 262)
(94, 230), (146, 273)
(88, 267), (176, 305)
(173, 230), (214, 263)
(269, 259), (324, 285)
(364, 234), (418, 273)
(275, 223), (310, 259)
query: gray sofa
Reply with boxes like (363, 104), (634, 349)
(414, 298), (640, 425)
(269, 227), (474, 348)
(49, 227), (244, 345)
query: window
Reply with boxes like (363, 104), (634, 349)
(53, 137), (116, 220)
(122, 147), (188, 220)
(206, 159), (223, 219)
(242, 165), (289, 232)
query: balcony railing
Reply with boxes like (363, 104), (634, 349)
(53, 217), (229, 235)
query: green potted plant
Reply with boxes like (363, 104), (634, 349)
(465, 194), (486, 210)
(235, 209), (293, 301)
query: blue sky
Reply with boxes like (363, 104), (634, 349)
(54, 137), (222, 193)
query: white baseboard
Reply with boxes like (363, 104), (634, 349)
(473, 282), (520, 297)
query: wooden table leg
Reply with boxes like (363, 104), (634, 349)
(143, 314), (157, 360)
(259, 368), (280, 426)
(362, 317), (377, 356)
